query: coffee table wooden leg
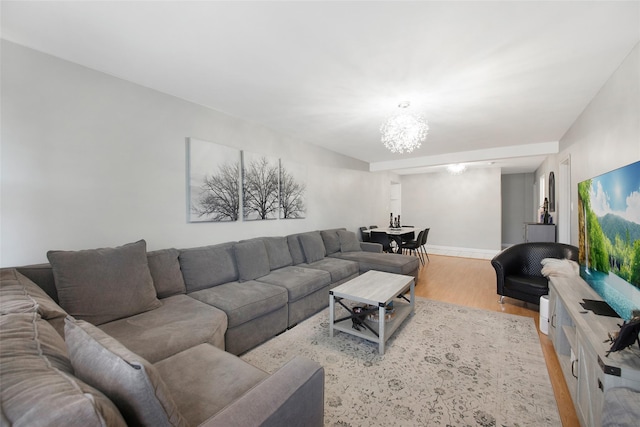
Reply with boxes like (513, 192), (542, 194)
(410, 281), (415, 313)
(378, 304), (386, 354)
(329, 293), (335, 337)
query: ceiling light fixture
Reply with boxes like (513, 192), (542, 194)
(447, 163), (467, 175)
(380, 101), (429, 154)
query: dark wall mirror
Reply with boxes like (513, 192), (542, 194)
(548, 171), (555, 212)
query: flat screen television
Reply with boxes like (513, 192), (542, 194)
(578, 160), (640, 320)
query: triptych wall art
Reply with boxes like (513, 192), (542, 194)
(186, 138), (306, 223)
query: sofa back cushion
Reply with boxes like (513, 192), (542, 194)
(286, 233), (306, 265)
(147, 249), (187, 298)
(338, 230), (362, 253)
(179, 242), (238, 292)
(0, 268), (68, 336)
(234, 239), (271, 282)
(0, 312), (126, 427)
(65, 317), (188, 427)
(15, 263), (58, 303)
(263, 236), (293, 270)
(320, 230), (341, 255)
(299, 232), (326, 263)
(47, 240), (161, 326)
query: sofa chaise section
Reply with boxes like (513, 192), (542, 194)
(65, 318), (325, 427)
(322, 229), (421, 278)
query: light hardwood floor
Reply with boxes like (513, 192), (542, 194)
(414, 253), (580, 427)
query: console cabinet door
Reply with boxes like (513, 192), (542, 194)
(548, 286), (558, 345)
(575, 329), (604, 427)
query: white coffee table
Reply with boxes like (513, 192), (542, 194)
(328, 270), (415, 354)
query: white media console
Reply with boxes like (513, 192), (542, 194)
(548, 275), (640, 427)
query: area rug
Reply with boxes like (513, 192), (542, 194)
(241, 298), (560, 426)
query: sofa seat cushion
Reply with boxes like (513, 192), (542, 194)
(301, 258), (359, 283)
(331, 251), (420, 276)
(189, 281), (288, 328)
(1, 313), (126, 427)
(256, 266), (331, 302)
(47, 240), (161, 325)
(98, 294), (227, 363)
(65, 318), (188, 427)
(155, 343), (269, 426)
(504, 274), (549, 296)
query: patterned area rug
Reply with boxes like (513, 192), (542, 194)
(241, 298), (560, 427)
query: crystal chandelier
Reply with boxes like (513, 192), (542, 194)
(447, 163), (467, 175)
(380, 102), (429, 154)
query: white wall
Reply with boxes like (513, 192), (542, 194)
(535, 43), (640, 246)
(0, 41), (391, 266)
(501, 173), (534, 247)
(400, 168), (502, 255)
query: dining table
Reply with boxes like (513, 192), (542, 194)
(367, 227), (420, 254)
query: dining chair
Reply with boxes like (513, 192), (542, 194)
(400, 225), (415, 243)
(359, 226), (370, 242)
(401, 229), (425, 264)
(369, 230), (392, 253)
(420, 228), (430, 262)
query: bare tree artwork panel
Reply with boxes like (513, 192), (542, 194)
(242, 152), (279, 221)
(187, 138), (240, 223)
(279, 160), (306, 219)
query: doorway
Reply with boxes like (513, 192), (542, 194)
(558, 156), (571, 244)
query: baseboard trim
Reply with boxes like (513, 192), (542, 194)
(424, 245), (499, 260)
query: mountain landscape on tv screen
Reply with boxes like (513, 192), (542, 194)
(599, 214), (640, 246)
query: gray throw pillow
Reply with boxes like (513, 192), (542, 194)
(338, 230), (362, 252)
(263, 237), (293, 270)
(321, 230), (341, 255)
(47, 240), (161, 326)
(299, 232), (326, 263)
(65, 317), (188, 427)
(234, 240), (271, 282)
(147, 249), (186, 298)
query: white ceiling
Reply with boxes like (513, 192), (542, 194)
(2, 1), (639, 175)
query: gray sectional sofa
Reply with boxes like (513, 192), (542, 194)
(0, 228), (419, 426)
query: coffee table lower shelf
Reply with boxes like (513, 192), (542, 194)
(330, 301), (413, 352)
